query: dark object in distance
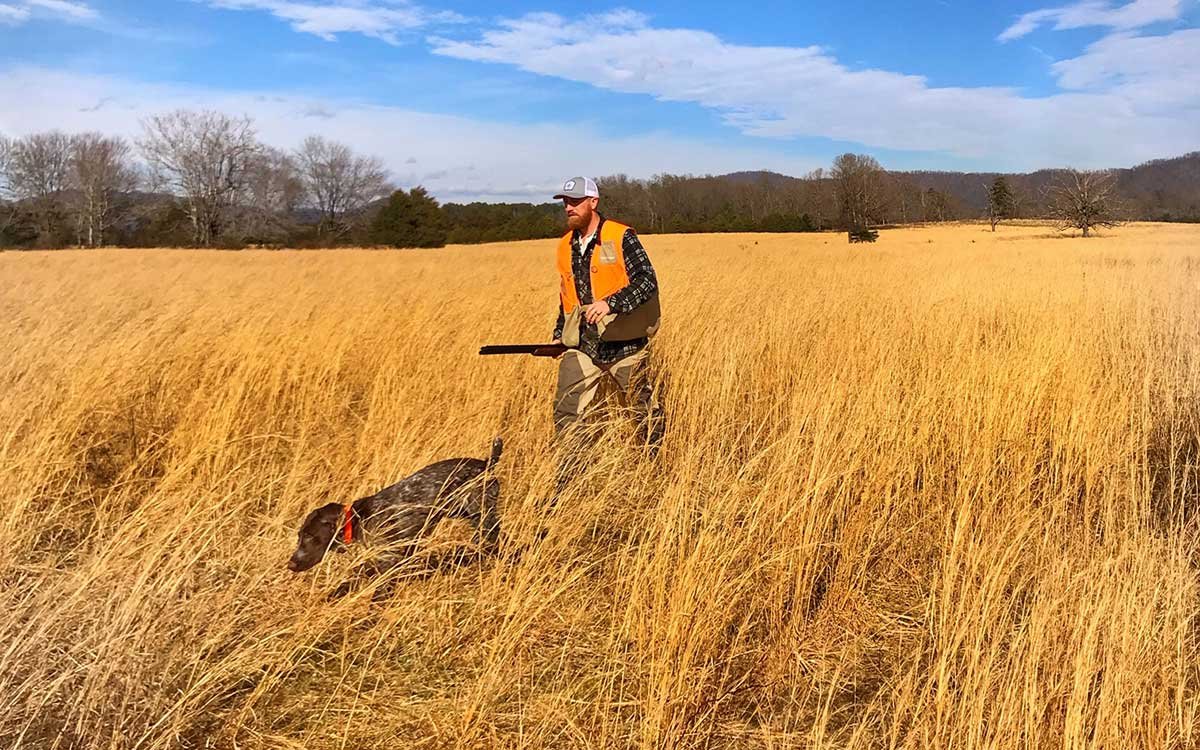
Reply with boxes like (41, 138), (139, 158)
(287, 438), (503, 580)
(848, 228), (879, 243)
(479, 343), (568, 357)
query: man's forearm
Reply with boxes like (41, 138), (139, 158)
(607, 278), (655, 313)
(553, 304), (565, 340)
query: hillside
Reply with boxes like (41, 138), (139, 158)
(720, 152), (1200, 221)
(899, 152), (1200, 220)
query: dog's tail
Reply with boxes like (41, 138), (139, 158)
(487, 437), (503, 470)
(481, 437), (504, 549)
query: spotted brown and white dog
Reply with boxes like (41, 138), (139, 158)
(287, 438), (502, 580)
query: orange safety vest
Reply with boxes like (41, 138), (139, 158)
(557, 219), (632, 313)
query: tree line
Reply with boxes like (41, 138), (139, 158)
(0, 110), (574, 250)
(2, 109), (1194, 249)
(597, 153), (1141, 238)
(0, 110), (431, 249)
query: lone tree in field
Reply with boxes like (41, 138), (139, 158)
(68, 133), (139, 247)
(139, 110), (260, 247)
(294, 136), (392, 239)
(1046, 169), (1122, 238)
(831, 153), (885, 230)
(370, 187), (447, 248)
(986, 176), (1016, 231)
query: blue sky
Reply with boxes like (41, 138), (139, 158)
(1, 0), (1197, 201)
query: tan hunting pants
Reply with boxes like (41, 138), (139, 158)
(552, 347), (663, 442)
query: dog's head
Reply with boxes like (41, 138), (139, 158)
(287, 502), (347, 572)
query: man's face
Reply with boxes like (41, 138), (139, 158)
(563, 196), (598, 231)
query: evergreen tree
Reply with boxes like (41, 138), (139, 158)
(987, 176), (1016, 231)
(370, 187), (448, 248)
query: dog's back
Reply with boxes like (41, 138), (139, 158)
(359, 437), (503, 544)
(287, 438), (503, 576)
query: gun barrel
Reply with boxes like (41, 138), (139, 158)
(480, 345), (540, 355)
(479, 344), (567, 357)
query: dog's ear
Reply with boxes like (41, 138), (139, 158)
(288, 502), (346, 573)
(310, 502), (345, 546)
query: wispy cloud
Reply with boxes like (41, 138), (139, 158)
(0, 66), (827, 202)
(204, 0), (463, 44)
(1, 0), (205, 43)
(1050, 26), (1200, 123)
(0, 0), (95, 24)
(428, 10), (1199, 168)
(998, 0), (1181, 42)
(0, 4), (32, 24)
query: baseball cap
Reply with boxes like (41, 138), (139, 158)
(554, 176), (599, 200)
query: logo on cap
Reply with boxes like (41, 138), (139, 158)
(564, 179), (576, 191)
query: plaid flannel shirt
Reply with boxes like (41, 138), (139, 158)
(553, 214), (658, 364)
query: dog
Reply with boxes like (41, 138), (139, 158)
(287, 438), (502, 580)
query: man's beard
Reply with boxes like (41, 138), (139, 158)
(566, 211), (589, 231)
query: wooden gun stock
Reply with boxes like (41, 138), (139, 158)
(479, 343), (568, 358)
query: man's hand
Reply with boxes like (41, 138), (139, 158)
(584, 299), (612, 325)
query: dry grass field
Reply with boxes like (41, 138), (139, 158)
(2, 222), (1199, 749)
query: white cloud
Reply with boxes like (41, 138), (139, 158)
(0, 66), (826, 203)
(26, 0), (95, 18)
(0, 4), (32, 24)
(998, 0), (1181, 42)
(428, 11), (1199, 169)
(1053, 27), (1200, 91)
(204, 0), (462, 44)
(0, 0), (93, 23)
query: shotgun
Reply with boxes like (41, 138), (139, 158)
(479, 343), (569, 358)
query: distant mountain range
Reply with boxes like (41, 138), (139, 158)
(720, 151), (1200, 222)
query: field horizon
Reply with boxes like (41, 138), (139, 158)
(2, 221), (1198, 748)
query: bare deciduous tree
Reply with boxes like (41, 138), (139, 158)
(831, 153), (885, 230)
(1045, 169), (1123, 238)
(5, 131), (72, 242)
(0, 134), (11, 195)
(294, 136), (392, 238)
(232, 146), (304, 243)
(922, 187), (950, 222)
(69, 133), (139, 247)
(0, 135), (14, 238)
(139, 110), (260, 246)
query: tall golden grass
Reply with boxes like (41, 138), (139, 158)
(1, 222), (1198, 749)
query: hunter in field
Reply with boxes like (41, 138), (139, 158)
(550, 176), (665, 453)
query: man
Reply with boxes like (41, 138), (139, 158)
(550, 175), (664, 449)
